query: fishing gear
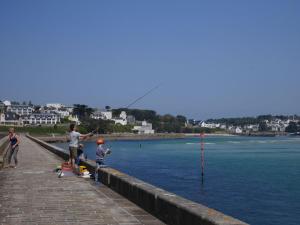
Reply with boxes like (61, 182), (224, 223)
(125, 83), (162, 108)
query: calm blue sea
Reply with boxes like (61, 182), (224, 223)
(55, 136), (300, 225)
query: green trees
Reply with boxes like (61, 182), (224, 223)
(73, 104), (94, 119)
(258, 121), (269, 131)
(112, 108), (157, 121)
(285, 122), (299, 133)
(257, 114), (273, 122)
(109, 124), (133, 133)
(80, 118), (112, 134)
(153, 114), (184, 133)
(79, 118), (133, 134)
(176, 115), (187, 124)
(111, 108), (190, 133)
(207, 117), (259, 126)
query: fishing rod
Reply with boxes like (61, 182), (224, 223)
(125, 83), (162, 109)
(91, 83), (161, 134)
(91, 83), (161, 148)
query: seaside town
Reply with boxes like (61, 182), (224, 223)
(0, 100), (156, 134)
(0, 99), (299, 135)
(1, 2), (300, 225)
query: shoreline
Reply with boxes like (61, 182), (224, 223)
(184, 133), (235, 137)
(28, 131), (289, 143)
(33, 133), (188, 143)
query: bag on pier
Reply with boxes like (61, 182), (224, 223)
(58, 162), (75, 177)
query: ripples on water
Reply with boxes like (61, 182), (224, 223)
(55, 136), (300, 225)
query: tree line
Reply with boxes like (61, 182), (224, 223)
(285, 121), (300, 133)
(73, 105), (197, 133)
(72, 105), (300, 134)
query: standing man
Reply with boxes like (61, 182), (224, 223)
(69, 124), (93, 168)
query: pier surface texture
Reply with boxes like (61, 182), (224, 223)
(0, 135), (165, 225)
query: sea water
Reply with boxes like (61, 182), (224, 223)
(55, 136), (300, 225)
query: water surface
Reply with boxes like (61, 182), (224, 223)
(55, 136), (300, 225)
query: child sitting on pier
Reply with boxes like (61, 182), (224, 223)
(76, 144), (86, 166)
(95, 138), (111, 184)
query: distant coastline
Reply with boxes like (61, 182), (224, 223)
(184, 133), (235, 137)
(27, 131), (291, 143)
(32, 133), (187, 143)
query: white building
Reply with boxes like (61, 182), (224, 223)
(55, 109), (70, 118)
(3, 100), (11, 106)
(113, 118), (127, 126)
(244, 124), (259, 132)
(7, 105), (34, 116)
(91, 110), (113, 120)
(133, 121), (155, 134)
(42, 108), (70, 118)
(46, 103), (64, 109)
(269, 123), (286, 132)
(120, 111), (127, 120)
(220, 124), (227, 129)
(267, 119), (289, 132)
(112, 111), (127, 125)
(200, 121), (220, 129)
(65, 106), (74, 113)
(0, 112), (22, 125)
(22, 113), (60, 125)
(235, 127), (243, 134)
(0, 113), (5, 123)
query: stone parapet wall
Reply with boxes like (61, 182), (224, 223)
(0, 136), (9, 168)
(26, 134), (248, 225)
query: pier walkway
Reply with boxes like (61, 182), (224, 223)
(0, 135), (165, 225)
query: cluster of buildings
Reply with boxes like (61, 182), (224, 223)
(0, 100), (70, 126)
(226, 119), (292, 134)
(187, 120), (224, 129)
(91, 109), (154, 134)
(0, 100), (155, 134)
(186, 118), (296, 134)
(1, 99), (296, 134)
(261, 119), (293, 132)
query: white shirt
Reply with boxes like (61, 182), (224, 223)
(69, 131), (80, 147)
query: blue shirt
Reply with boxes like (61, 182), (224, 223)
(96, 145), (109, 162)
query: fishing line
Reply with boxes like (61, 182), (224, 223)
(125, 83), (162, 108)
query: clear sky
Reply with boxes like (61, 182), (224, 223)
(0, 1), (299, 119)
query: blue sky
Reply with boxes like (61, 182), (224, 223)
(0, 1), (299, 119)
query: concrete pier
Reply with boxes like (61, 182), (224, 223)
(0, 136), (165, 225)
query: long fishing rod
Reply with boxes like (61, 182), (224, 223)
(91, 84), (161, 144)
(125, 83), (162, 109)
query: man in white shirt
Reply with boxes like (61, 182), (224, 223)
(69, 124), (93, 168)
